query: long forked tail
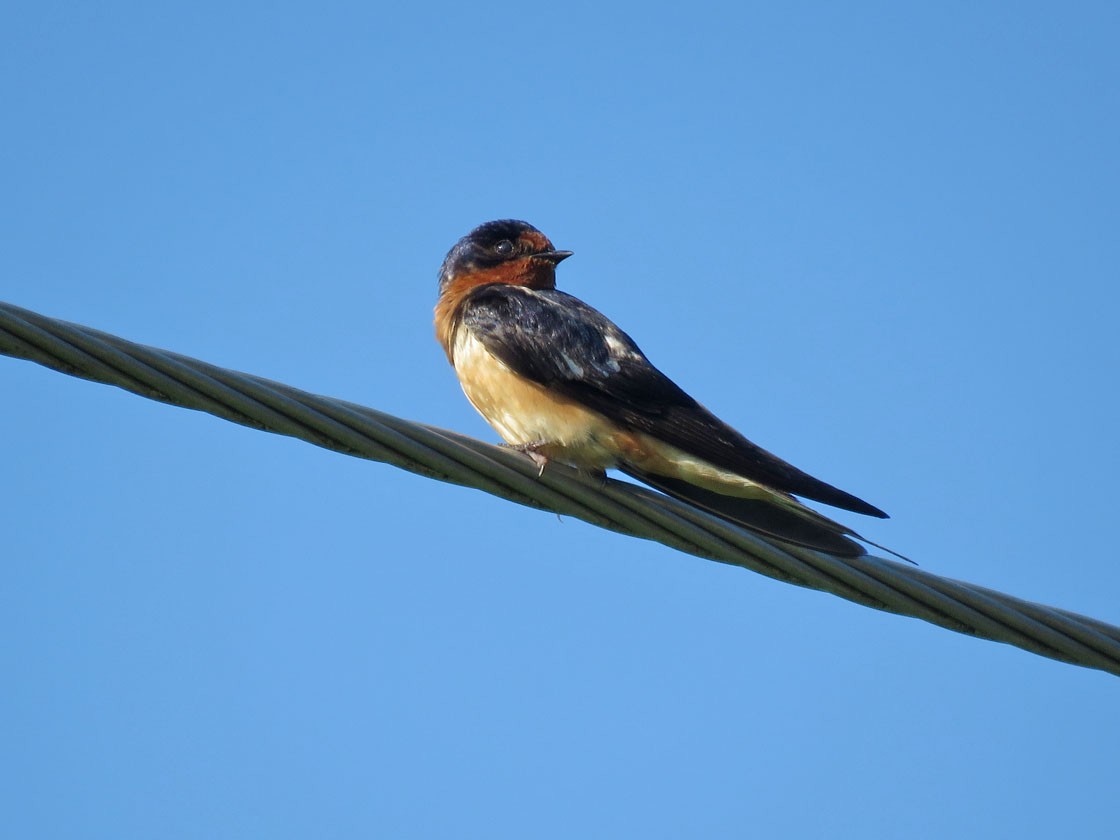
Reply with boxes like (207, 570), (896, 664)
(620, 466), (910, 561)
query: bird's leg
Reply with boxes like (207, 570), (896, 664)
(501, 442), (609, 485)
(503, 440), (552, 477)
(583, 467), (609, 488)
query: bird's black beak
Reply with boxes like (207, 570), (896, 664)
(535, 250), (574, 264)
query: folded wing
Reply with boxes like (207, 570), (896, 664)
(459, 285), (887, 517)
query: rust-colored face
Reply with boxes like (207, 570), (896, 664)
(437, 220), (572, 294)
(434, 220), (574, 359)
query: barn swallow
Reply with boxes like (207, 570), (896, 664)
(435, 219), (901, 558)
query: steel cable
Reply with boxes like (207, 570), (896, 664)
(2, 299), (1118, 676)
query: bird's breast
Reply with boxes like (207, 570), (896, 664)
(451, 327), (620, 470)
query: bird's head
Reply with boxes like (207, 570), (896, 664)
(437, 219), (573, 295)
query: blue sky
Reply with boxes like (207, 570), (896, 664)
(3, 2), (1118, 837)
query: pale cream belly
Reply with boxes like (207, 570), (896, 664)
(452, 329), (621, 469)
(451, 329), (788, 505)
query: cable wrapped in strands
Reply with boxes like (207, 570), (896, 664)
(2, 299), (1118, 677)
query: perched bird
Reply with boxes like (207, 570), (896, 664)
(435, 219), (900, 558)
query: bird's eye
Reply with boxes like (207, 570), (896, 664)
(494, 239), (515, 256)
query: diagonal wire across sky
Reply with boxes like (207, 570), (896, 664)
(3, 299), (1118, 677)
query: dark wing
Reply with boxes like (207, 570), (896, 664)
(459, 285), (886, 518)
(619, 465), (867, 556)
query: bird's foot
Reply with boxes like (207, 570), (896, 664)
(503, 441), (552, 477)
(584, 468), (609, 488)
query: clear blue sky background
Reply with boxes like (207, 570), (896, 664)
(3, 2), (1118, 837)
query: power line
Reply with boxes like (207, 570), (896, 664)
(3, 299), (1118, 676)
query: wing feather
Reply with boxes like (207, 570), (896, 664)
(458, 285), (886, 518)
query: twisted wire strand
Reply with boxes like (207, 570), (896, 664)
(2, 299), (1118, 677)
